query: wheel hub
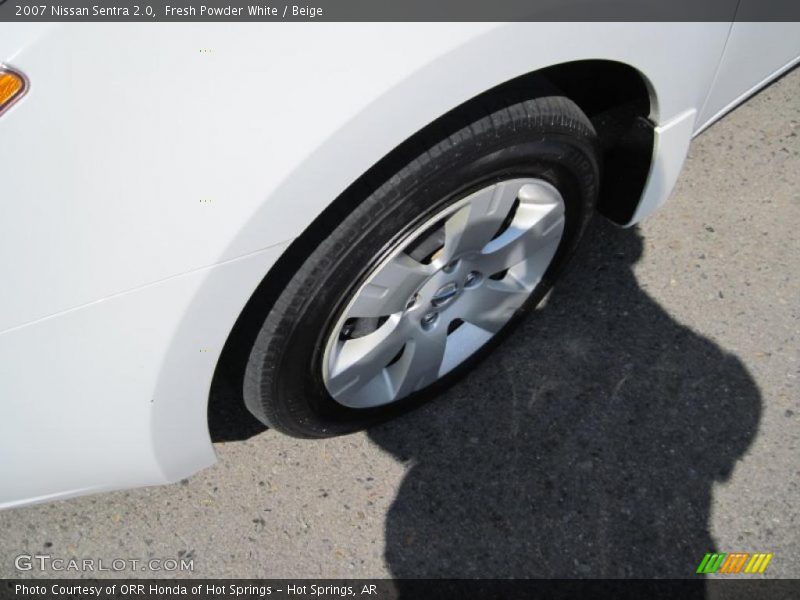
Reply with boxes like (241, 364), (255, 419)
(322, 178), (566, 409)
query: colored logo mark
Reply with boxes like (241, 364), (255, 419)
(697, 552), (773, 574)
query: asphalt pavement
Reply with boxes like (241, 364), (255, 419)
(1, 67), (798, 580)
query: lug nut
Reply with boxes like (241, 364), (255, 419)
(442, 259), (459, 273)
(464, 271), (483, 288)
(421, 311), (438, 330)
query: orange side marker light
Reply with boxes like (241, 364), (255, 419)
(0, 68), (27, 114)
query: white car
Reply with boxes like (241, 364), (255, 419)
(1, 22), (798, 509)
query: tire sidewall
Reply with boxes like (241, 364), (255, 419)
(249, 124), (599, 437)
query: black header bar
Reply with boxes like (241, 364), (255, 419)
(1, 0), (800, 22)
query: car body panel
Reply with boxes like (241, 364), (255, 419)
(0, 23), (731, 332)
(1, 22), (798, 508)
(628, 108), (697, 225)
(696, 21), (800, 130)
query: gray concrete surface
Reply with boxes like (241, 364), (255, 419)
(1, 68), (798, 580)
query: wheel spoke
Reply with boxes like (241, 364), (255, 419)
(326, 316), (407, 397)
(348, 254), (433, 318)
(458, 279), (530, 333)
(478, 200), (564, 276)
(440, 181), (520, 262)
(389, 326), (448, 399)
(322, 177), (567, 409)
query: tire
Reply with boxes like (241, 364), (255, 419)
(244, 95), (600, 437)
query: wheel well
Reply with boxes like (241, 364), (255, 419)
(537, 60), (655, 224)
(207, 59), (656, 439)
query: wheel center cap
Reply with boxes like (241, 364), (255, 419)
(431, 281), (459, 307)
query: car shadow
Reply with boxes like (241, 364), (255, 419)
(208, 356), (268, 442)
(367, 218), (761, 584)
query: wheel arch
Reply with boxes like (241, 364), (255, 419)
(207, 58), (658, 438)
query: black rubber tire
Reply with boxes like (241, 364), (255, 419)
(244, 95), (600, 438)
